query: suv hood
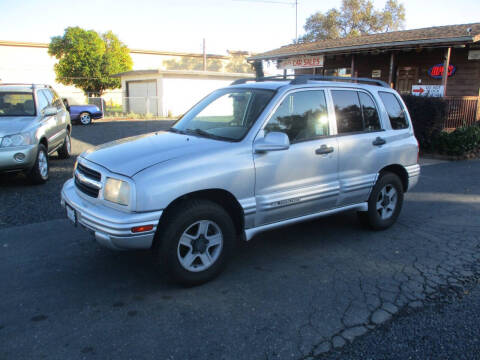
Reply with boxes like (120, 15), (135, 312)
(0, 116), (37, 137)
(81, 131), (228, 177)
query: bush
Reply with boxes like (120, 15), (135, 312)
(432, 124), (480, 156)
(401, 95), (447, 151)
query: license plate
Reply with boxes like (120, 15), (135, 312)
(66, 204), (77, 226)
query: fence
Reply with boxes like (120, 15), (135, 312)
(444, 96), (480, 129)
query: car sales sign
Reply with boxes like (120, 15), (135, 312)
(411, 85), (444, 97)
(278, 55), (324, 70)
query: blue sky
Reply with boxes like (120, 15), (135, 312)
(0, 0), (479, 55)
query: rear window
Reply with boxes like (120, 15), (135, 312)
(0, 92), (35, 116)
(379, 92), (409, 129)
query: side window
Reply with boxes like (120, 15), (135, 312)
(379, 92), (409, 130)
(50, 89), (64, 110)
(358, 92), (381, 131)
(264, 90), (329, 143)
(331, 90), (363, 133)
(37, 91), (49, 112)
(41, 89), (53, 105)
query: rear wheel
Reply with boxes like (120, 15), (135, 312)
(358, 172), (403, 230)
(155, 199), (236, 286)
(27, 144), (49, 184)
(79, 112), (92, 125)
(57, 133), (71, 159)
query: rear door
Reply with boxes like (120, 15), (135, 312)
(329, 89), (386, 206)
(254, 89), (339, 226)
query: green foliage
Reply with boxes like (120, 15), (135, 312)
(163, 57), (222, 71)
(300, 0), (405, 42)
(432, 125), (480, 156)
(401, 95), (447, 150)
(226, 54), (253, 73)
(49, 27), (132, 96)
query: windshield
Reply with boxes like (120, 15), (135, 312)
(172, 88), (275, 141)
(0, 92), (36, 116)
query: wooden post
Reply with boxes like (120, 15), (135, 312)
(388, 52), (395, 88)
(351, 54), (355, 79)
(442, 47), (451, 97)
(203, 38), (207, 72)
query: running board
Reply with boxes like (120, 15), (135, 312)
(244, 202), (368, 241)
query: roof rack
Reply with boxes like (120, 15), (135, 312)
(231, 74), (390, 88)
(0, 83), (52, 89)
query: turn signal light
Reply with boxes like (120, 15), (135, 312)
(131, 225), (154, 233)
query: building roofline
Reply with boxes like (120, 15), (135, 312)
(112, 69), (255, 78)
(0, 40), (230, 59)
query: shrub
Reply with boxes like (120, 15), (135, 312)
(432, 124), (480, 156)
(401, 95), (447, 151)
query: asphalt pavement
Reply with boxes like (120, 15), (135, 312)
(0, 120), (479, 359)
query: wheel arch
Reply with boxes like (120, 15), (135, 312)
(154, 188), (245, 247)
(39, 136), (48, 151)
(379, 164), (408, 192)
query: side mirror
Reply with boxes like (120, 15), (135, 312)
(254, 131), (290, 153)
(43, 106), (58, 117)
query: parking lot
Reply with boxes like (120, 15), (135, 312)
(1, 120), (480, 359)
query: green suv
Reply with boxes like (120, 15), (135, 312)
(0, 84), (72, 184)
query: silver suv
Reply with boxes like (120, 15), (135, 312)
(0, 84), (72, 183)
(61, 76), (420, 285)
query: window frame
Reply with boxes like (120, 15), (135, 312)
(327, 88), (384, 137)
(259, 88), (334, 145)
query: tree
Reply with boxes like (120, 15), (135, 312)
(49, 27), (133, 96)
(300, 0), (405, 42)
(225, 53), (254, 73)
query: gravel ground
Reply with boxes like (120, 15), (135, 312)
(0, 120), (174, 228)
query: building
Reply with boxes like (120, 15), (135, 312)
(0, 40), (253, 113)
(250, 23), (480, 98)
(113, 69), (253, 117)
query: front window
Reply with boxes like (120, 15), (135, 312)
(172, 88), (275, 141)
(0, 92), (36, 116)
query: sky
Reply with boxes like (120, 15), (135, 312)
(0, 0), (479, 55)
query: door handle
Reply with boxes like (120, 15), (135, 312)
(315, 145), (334, 155)
(372, 137), (386, 146)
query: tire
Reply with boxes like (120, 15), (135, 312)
(27, 144), (49, 184)
(79, 112), (92, 125)
(155, 199), (236, 286)
(357, 172), (404, 230)
(57, 132), (71, 159)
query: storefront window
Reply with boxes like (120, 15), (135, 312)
(324, 68), (351, 77)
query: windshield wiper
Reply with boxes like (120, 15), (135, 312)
(184, 128), (231, 141)
(168, 128), (185, 134)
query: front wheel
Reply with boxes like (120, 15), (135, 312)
(357, 172), (404, 230)
(155, 199), (236, 286)
(27, 144), (49, 184)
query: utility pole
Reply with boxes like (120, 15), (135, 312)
(203, 38), (207, 72)
(295, 0), (298, 43)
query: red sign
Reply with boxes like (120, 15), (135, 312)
(412, 87), (424, 94)
(428, 64), (456, 79)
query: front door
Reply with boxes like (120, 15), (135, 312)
(396, 67), (418, 95)
(254, 89), (339, 226)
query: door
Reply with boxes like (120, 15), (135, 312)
(127, 81), (157, 115)
(39, 89), (63, 149)
(396, 67), (418, 95)
(330, 89), (385, 206)
(36, 90), (58, 150)
(254, 89), (339, 226)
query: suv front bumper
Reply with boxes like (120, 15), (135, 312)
(0, 144), (37, 172)
(61, 179), (163, 250)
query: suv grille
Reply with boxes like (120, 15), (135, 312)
(75, 163), (102, 198)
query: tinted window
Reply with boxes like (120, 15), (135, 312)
(331, 90), (363, 133)
(379, 92), (409, 129)
(264, 90), (329, 143)
(50, 89), (64, 110)
(358, 92), (381, 131)
(41, 89), (53, 105)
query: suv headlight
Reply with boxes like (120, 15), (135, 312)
(104, 177), (130, 206)
(1, 133), (32, 147)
